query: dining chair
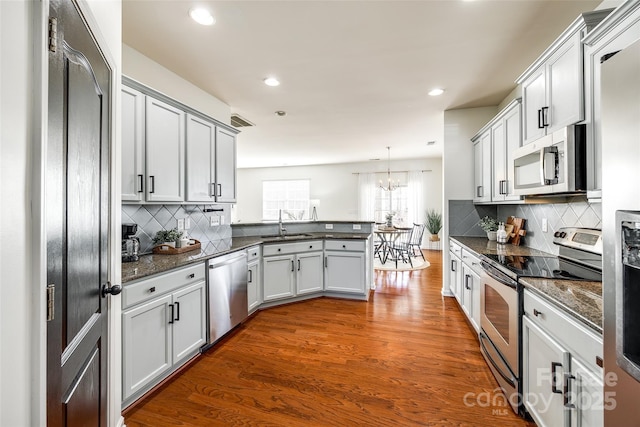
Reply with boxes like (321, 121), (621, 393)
(409, 223), (426, 261)
(389, 227), (413, 269)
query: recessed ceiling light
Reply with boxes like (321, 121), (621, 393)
(189, 8), (215, 26)
(428, 88), (445, 96)
(264, 77), (280, 87)
(275, 110), (286, 117)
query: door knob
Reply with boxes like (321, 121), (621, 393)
(102, 283), (122, 298)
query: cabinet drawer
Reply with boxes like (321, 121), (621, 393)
(123, 263), (205, 309)
(263, 240), (323, 256)
(247, 246), (261, 262)
(324, 240), (365, 252)
(461, 249), (482, 275)
(524, 289), (602, 373)
(449, 241), (462, 258)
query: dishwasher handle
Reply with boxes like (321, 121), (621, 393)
(208, 251), (248, 269)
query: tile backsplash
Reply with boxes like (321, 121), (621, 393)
(448, 200), (498, 237)
(498, 196), (601, 255)
(121, 204), (232, 254)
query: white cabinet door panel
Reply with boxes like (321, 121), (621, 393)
(324, 252), (365, 294)
(263, 255), (295, 301)
(523, 316), (568, 427)
(215, 127), (237, 203)
(171, 281), (206, 364)
(247, 260), (261, 312)
(145, 97), (185, 202)
(570, 357), (603, 427)
(522, 69), (547, 145)
(548, 32), (583, 133)
(491, 121), (506, 202)
(122, 294), (172, 400)
(186, 114), (215, 202)
(121, 86), (145, 202)
(296, 251), (324, 295)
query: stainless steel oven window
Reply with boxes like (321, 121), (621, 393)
(485, 286), (511, 344)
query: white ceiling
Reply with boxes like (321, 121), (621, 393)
(122, 0), (601, 168)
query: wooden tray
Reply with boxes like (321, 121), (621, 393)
(152, 240), (201, 255)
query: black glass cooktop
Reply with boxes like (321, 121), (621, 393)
(482, 254), (602, 282)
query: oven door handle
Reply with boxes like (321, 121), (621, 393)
(479, 332), (516, 388)
(480, 261), (517, 288)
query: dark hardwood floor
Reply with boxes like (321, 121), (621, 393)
(125, 250), (535, 426)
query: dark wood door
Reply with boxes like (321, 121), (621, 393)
(47, 0), (111, 425)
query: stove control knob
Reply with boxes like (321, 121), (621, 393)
(554, 231), (562, 238)
(560, 232), (567, 238)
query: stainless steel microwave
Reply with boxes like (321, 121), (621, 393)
(513, 124), (586, 196)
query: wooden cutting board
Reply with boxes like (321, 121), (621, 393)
(506, 216), (526, 246)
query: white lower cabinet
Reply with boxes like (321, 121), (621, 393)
(263, 254), (296, 301)
(122, 264), (206, 407)
(523, 289), (603, 427)
(247, 246), (262, 313)
(449, 251), (462, 303)
(296, 251), (324, 295)
(262, 241), (324, 302)
(461, 263), (481, 333)
(324, 240), (366, 294)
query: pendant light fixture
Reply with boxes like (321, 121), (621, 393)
(379, 146), (399, 192)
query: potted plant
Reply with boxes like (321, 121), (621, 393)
(153, 228), (183, 248)
(478, 216), (499, 241)
(385, 212), (395, 227)
(425, 209), (442, 241)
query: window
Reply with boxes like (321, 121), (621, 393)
(374, 185), (409, 226)
(262, 180), (310, 221)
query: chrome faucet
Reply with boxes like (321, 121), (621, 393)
(278, 209), (287, 236)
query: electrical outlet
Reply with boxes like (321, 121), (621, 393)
(542, 218), (548, 233)
(177, 219), (185, 230)
(325, 224), (333, 230)
(210, 216), (220, 226)
(185, 218), (191, 229)
(353, 224), (361, 230)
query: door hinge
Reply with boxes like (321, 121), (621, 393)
(47, 284), (55, 321)
(48, 18), (57, 53)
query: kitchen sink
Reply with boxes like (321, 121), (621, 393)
(260, 233), (314, 239)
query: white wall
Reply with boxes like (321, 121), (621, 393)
(123, 44), (231, 125)
(1, 1), (33, 424)
(441, 106), (497, 295)
(0, 1), (122, 425)
(234, 158), (443, 227)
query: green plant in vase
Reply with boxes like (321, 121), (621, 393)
(425, 209), (442, 241)
(153, 228), (183, 247)
(478, 216), (499, 241)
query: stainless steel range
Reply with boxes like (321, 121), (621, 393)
(478, 227), (602, 415)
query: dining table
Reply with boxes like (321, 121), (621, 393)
(374, 226), (412, 264)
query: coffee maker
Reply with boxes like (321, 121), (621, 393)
(122, 223), (140, 262)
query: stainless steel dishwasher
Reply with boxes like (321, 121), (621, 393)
(205, 251), (248, 347)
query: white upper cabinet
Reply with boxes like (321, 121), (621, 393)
(186, 116), (237, 203)
(214, 127), (237, 203)
(473, 132), (492, 204)
(186, 114), (216, 203)
(145, 97), (185, 202)
(472, 99), (522, 204)
(122, 77), (239, 204)
(517, 10), (612, 146)
(121, 86), (145, 202)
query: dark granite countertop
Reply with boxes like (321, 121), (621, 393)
(122, 232), (370, 284)
(449, 236), (602, 334)
(520, 278), (602, 334)
(450, 236), (553, 257)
